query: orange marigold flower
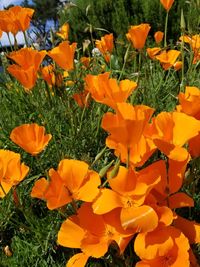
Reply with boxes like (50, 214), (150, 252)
(7, 48), (46, 90)
(85, 72), (137, 110)
(95, 33), (114, 62)
(0, 150), (29, 198)
(146, 47), (161, 60)
(156, 50), (180, 70)
(48, 41), (77, 70)
(56, 22), (69, 40)
(58, 202), (133, 266)
(154, 31), (164, 44)
(10, 123), (52, 156)
(102, 103), (156, 167)
(160, 0), (175, 12)
(135, 226), (190, 267)
(31, 159), (100, 209)
(126, 24), (151, 50)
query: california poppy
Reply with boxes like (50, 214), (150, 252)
(7, 48), (46, 90)
(0, 149), (29, 198)
(126, 24), (151, 50)
(56, 22), (69, 40)
(73, 91), (90, 108)
(146, 111), (200, 161)
(31, 159), (100, 209)
(10, 123), (52, 156)
(135, 226), (190, 266)
(95, 33), (114, 62)
(102, 103), (156, 167)
(156, 50), (181, 70)
(160, 0), (175, 12)
(85, 72), (137, 110)
(40, 65), (56, 86)
(146, 47), (161, 60)
(48, 41), (77, 70)
(58, 202), (134, 267)
(93, 161), (165, 232)
(180, 35), (200, 64)
(154, 31), (164, 44)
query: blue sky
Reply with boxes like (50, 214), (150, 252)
(0, 0), (33, 46)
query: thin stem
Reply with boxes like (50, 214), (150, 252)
(118, 43), (131, 81)
(7, 33), (13, 51)
(164, 12), (169, 48)
(23, 31), (29, 47)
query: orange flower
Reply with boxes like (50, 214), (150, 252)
(56, 22), (69, 40)
(73, 91), (90, 108)
(146, 111), (200, 161)
(146, 47), (161, 60)
(40, 65), (56, 86)
(85, 72), (137, 110)
(80, 57), (90, 68)
(176, 86), (200, 157)
(48, 41), (77, 70)
(180, 35), (200, 64)
(93, 161), (165, 232)
(7, 48), (46, 90)
(154, 31), (164, 44)
(10, 123), (52, 156)
(135, 226), (190, 266)
(156, 50), (180, 70)
(126, 24), (151, 50)
(177, 86), (200, 120)
(160, 0), (175, 12)
(173, 61), (182, 71)
(9, 6), (34, 34)
(102, 103), (156, 167)
(0, 150), (29, 198)
(58, 202), (133, 266)
(31, 159), (100, 209)
(95, 33), (114, 62)
(0, 6), (34, 35)
(0, 29), (2, 39)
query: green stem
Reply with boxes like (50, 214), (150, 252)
(118, 43), (131, 81)
(180, 31), (185, 92)
(164, 12), (169, 48)
(7, 33), (13, 51)
(23, 31), (29, 47)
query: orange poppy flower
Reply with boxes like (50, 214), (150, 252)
(135, 226), (190, 266)
(9, 6), (34, 34)
(95, 33), (114, 62)
(0, 29), (2, 39)
(173, 61), (182, 71)
(0, 6), (34, 35)
(73, 91), (90, 108)
(93, 161), (165, 232)
(154, 31), (164, 44)
(0, 149), (29, 198)
(7, 48), (46, 90)
(102, 103), (156, 167)
(58, 202), (133, 267)
(180, 35), (200, 64)
(146, 111), (200, 161)
(85, 72), (137, 110)
(40, 65), (56, 86)
(126, 24), (151, 50)
(10, 123), (52, 156)
(31, 159), (100, 209)
(146, 47), (161, 60)
(80, 57), (90, 68)
(56, 22), (69, 40)
(156, 50), (180, 70)
(48, 41), (77, 70)
(160, 0), (175, 12)
(177, 86), (200, 120)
